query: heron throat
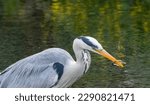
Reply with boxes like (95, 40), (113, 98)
(73, 48), (91, 73)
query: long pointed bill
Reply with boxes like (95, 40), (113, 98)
(95, 49), (124, 68)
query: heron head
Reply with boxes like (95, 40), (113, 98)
(77, 36), (125, 68)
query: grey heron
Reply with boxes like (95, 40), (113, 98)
(0, 36), (124, 88)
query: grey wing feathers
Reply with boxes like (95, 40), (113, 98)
(0, 48), (73, 88)
(0, 64), (58, 88)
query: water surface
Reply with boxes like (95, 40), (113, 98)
(0, 0), (150, 87)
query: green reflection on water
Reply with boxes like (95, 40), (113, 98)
(0, 0), (150, 87)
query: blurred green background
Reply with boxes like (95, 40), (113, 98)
(0, 0), (150, 87)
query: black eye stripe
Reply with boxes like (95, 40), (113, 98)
(78, 36), (98, 49)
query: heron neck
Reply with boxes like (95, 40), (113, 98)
(73, 43), (90, 63)
(73, 38), (91, 63)
(73, 39), (91, 73)
(74, 48), (84, 63)
(73, 47), (91, 74)
(73, 41), (81, 63)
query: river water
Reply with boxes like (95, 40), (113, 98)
(0, 0), (150, 87)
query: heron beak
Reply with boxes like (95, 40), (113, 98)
(95, 49), (124, 68)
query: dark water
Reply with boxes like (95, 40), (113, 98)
(0, 0), (150, 87)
